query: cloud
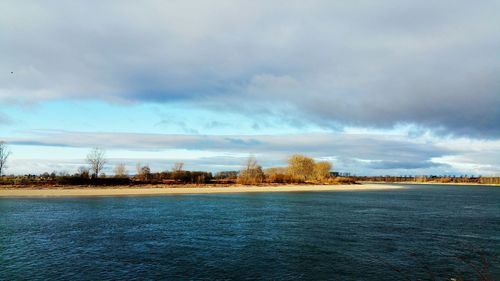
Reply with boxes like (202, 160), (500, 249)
(5, 129), (452, 172)
(5, 129), (500, 175)
(7, 130), (449, 158)
(1, 1), (499, 137)
(365, 160), (448, 170)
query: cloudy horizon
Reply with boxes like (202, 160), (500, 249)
(1, 1), (499, 176)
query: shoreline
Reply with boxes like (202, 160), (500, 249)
(0, 184), (405, 197)
(359, 181), (500, 186)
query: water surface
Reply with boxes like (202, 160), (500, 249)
(1, 184), (499, 280)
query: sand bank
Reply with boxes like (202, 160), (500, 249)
(0, 184), (405, 197)
(359, 181), (500, 186)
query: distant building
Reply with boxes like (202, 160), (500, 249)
(330, 172), (351, 177)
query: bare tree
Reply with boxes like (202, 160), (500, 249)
(136, 162), (142, 176)
(171, 162), (185, 182)
(238, 156), (264, 185)
(136, 163), (151, 181)
(86, 148), (107, 178)
(77, 166), (90, 178)
(244, 156), (259, 171)
(113, 163), (128, 178)
(0, 141), (11, 176)
(141, 165), (151, 179)
(172, 162), (184, 172)
(140, 165), (151, 181)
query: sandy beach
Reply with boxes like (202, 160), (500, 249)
(0, 184), (404, 197)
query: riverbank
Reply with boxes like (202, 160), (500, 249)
(359, 181), (500, 186)
(0, 184), (404, 197)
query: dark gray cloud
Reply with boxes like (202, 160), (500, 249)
(1, 1), (499, 137)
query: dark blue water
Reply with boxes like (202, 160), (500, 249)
(1, 184), (499, 280)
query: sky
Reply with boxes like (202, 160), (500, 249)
(1, 0), (499, 176)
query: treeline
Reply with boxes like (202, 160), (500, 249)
(0, 170), (215, 186)
(354, 175), (500, 185)
(237, 154), (354, 185)
(0, 150), (355, 186)
(2, 142), (498, 186)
